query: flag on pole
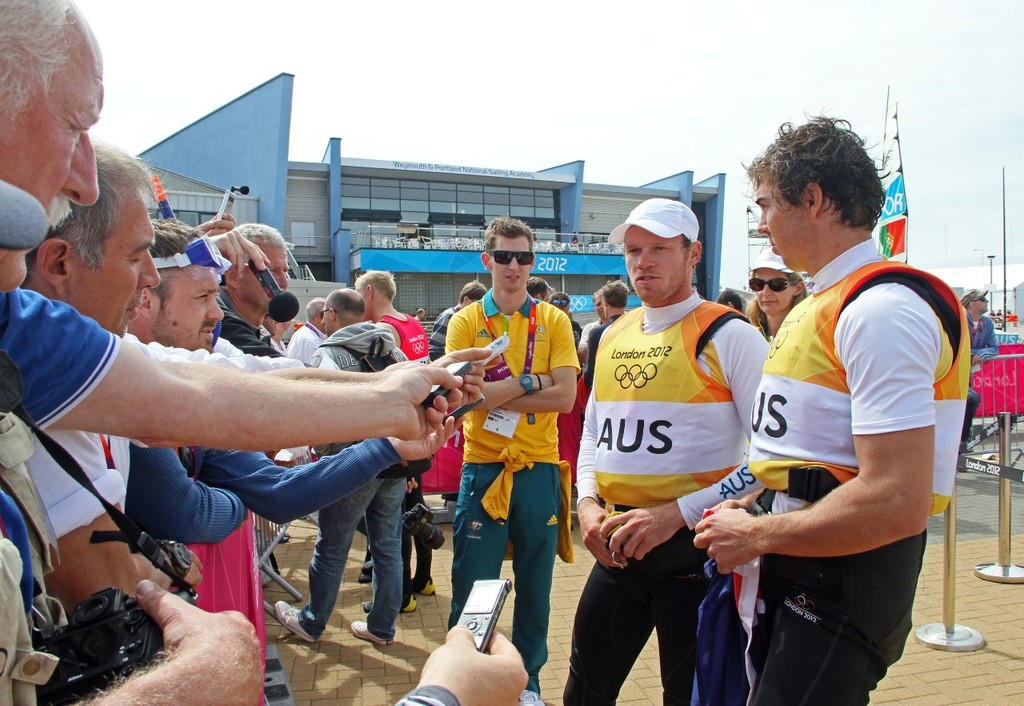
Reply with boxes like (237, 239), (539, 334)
(879, 102), (908, 260)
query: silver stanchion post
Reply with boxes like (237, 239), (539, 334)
(914, 488), (985, 651)
(974, 411), (1024, 582)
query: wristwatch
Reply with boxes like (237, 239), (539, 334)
(519, 374), (535, 395)
(157, 539), (193, 579)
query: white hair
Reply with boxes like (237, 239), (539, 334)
(234, 223), (289, 252)
(0, 0), (77, 120)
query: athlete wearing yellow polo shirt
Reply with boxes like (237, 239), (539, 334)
(695, 118), (969, 705)
(446, 216), (579, 706)
(565, 199), (768, 705)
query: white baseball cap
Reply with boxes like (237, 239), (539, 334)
(751, 248), (793, 274)
(609, 198), (699, 244)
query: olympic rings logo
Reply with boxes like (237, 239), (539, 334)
(614, 363), (658, 389)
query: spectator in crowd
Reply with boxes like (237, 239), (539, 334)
(356, 270), (430, 363)
(21, 143), (202, 609)
(578, 289), (608, 362)
(526, 276), (552, 302)
(746, 248), (807, 342)
(715, 288), (745, 312)
(549, 291), (582, 347)
(962, 289), (998, 364)
(566, 199), (766, 704)
(430, 281), (487, 361)
(285, 296), (327, 363)
(961, 289), (996, 445)
(446, 216), (580, 705)
(218, 222), (291, 357)
(263, 314), (292, 354)
(695, 117), (969, 703)
(415, 307), (426, 321)
(275, 286), (424, 646)
(581, 280), (629, 390)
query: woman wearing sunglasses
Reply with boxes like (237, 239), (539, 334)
(746, 248), (806, 341)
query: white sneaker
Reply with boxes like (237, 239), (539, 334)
(519, 689), (545, 705)
(351, 620), (395, 646)
(274, 601), (317, 643)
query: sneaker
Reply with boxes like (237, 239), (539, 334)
(274, 601), (317, 643)
(414, 578), (436, 596)
(351, 620), (394, 646)
(357, 569), (373, 584)
(519, 690), (545, 705)
(362, 601), (373, 614)
(401, 594), (417, 613)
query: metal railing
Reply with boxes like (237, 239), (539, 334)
(350, 226), (622, 256)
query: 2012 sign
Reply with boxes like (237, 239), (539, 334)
(534, 256), (568, 273)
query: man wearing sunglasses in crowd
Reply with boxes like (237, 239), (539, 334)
(445, 216), (580, 706)
(566, 199), (767, 705)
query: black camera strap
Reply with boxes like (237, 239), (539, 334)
(14, 404), (195, 595)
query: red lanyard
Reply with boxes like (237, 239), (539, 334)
(482, 298), (537, 375)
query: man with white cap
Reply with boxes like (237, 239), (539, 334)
(565, 198), (768, 704)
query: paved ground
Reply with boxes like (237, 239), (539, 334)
(265, 467), (1024, 705)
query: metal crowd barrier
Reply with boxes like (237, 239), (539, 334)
(915, 353), (1024, 650)
(254, 513), (303, 617)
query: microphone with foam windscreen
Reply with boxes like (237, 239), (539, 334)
(247, 261), (300, 322)
(0, 180), (48, 250)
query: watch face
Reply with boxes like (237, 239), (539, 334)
(160, 541), (192, 576)
(519, 374), (533, 394)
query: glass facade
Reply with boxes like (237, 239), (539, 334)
(341, 176), (558, 228)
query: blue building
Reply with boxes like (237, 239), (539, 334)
(141, 74), (727, 319)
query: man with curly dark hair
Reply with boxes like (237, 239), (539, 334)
(696, 117), (970, 704)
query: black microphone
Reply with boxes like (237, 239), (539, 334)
(232, 185), (250, 196)
(268, 291), (300, 322)
(0, 180), (48, 249)
(247, 261), (299, 322)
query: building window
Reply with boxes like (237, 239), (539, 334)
(292, 221), (315, 247)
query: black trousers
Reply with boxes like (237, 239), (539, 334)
(752, 531), (927, 706)
(564, 557), (709, 706)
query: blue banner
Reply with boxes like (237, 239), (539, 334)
(356, 249), (627, 277)
(880, 174), (907, 222)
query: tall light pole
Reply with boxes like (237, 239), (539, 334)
(988, 255), (995, 288)
(973, 248), (985, 269)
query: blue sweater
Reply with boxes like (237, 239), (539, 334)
(127, 438), (400, 544)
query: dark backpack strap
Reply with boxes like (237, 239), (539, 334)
(695, 310), (748, 358)
(339, 344), (398, 373)
(840, 272), (962, 352)
(11, 404), (196, 596)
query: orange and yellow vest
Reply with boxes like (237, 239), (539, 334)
(748, 262), (969, 515)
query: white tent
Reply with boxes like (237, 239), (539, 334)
(923, 264), (1024, 316)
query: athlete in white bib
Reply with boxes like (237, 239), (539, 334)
(695, 117), (970, 705)
(566, 199), (768, 705)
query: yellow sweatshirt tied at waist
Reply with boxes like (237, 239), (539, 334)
(480, 443), (574, 564)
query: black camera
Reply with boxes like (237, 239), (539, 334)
(403, 503), (445, 549)
(34, 588), (164, 704)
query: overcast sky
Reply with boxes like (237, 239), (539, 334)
(76, 0), (1023, 289)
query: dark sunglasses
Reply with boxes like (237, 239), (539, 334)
(550, 298), (569, 307)
(749, 277), (792, 293)
(488, 250), (535, 266)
